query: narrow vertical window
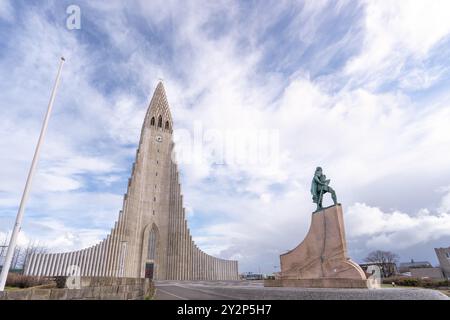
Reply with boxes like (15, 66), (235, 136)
(158, 115), (162, 128)
(147, 228), (157, 260)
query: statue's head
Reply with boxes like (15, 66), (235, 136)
(315, 167), (322, 175)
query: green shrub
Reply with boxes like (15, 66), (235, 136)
(424, 279), (449, 288)
(383, 276), (449, 288)
(54, 276), (67, 288)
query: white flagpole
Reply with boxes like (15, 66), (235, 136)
(0, 57), (65, 291)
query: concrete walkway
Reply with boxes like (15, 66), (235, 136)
(154, 280), (449, 300)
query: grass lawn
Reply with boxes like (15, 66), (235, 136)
(381, 284), (411, 289)
(5, 286), (21, 291)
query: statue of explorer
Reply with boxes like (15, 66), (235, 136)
(311, 167), (337, 211)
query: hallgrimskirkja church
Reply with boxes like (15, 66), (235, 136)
(24, 82), (239, 280)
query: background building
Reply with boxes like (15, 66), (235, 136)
(410, 267), (444, 279)
(240, 272), (265, 280)
(398, 260), (433, 274)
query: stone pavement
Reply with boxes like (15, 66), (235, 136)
(154, 280), (449, 300)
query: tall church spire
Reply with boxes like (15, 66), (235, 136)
(145, 81), (173, 132)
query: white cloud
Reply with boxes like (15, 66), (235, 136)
(439, 188), (450, 213)
(0, 231), (29, 248)
(346, 198), (450, 250)
(35, 172), (81, 192)
(345, 0), (450, 89)
(1, 222), (106, 253)
(0, 0), (13, 22)
(399, 66), (445, 90)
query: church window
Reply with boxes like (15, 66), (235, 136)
(165, 121), (170, 130)
(147, 228), (157, 260)
(158, 115), (162, 128)
(150, 117), (155, 126)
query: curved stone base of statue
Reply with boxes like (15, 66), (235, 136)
(265, 204), (368, 288)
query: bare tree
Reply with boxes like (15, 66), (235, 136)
(0, 233), (8, 257)
(21, 242), (48, 271)
(11, 246), (22, 270)
(0, 233), (9, 269)
(0, 237), (48, 272)
(364, 250), (399, 277)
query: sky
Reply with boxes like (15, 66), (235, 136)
(1, 0), (450, 274)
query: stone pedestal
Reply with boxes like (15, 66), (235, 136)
(266, 204), (368, 288)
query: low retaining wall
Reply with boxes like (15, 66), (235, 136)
(264, 278), (369, 288)
(0, 277), (154, 300)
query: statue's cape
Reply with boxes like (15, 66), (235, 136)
(311, 178), (319, 200)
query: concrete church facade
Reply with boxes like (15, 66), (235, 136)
(24, 82), (239, 280)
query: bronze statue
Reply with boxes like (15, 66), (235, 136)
(311, 167), (337, 211)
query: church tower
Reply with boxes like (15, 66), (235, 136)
(24, 82), (239, 280)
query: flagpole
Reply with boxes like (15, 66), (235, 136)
(0, 57), (65, 291)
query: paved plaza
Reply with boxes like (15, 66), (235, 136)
(154, 280), (449, 300)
